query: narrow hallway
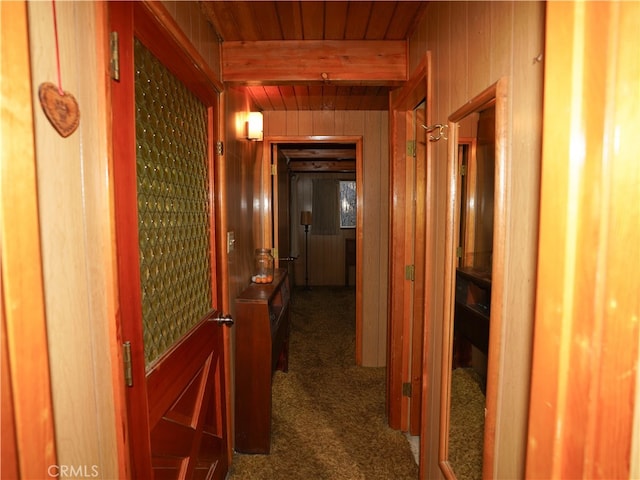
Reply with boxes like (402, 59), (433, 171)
(228, 287), (418, 479)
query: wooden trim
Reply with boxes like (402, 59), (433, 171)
(483, 77), (509, 480)
(418, 50), (433, 480)
(526, 2), (640, 477)
(387, 54), (429, 432)
(110, 3), (153, 475)
(0, 1), (57, 476)
(223, 40), (407, 85)
(216, 91), (234, 466)
(438, 78), (508, 479)
(139, 1), (223, 94)
(354, 139), (364, 365)
(410, 100), (427, 436)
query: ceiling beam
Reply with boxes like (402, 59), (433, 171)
(223, 40), (407, 86)
(281, 148), (356, 159)
(289, 160), (356, 173)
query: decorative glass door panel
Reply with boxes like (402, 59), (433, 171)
(135, 38), (212, 368)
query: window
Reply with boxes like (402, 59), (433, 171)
(339, 180), (356, 228)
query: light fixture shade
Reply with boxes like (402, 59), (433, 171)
(300, 210), (312, 226)
(246, 112), (263, 141)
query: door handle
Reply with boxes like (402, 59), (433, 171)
(211, 314), (234, 327)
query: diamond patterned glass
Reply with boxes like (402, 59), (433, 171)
(135, 39), (212, 368)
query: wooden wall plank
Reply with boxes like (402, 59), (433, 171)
(527, 2), (640, 478)
(1, 2), (58, 477)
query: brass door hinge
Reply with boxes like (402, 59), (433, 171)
(406, 140), (416, 157)
(110, 32), (120, 81)
(271, 164), (277, 175)
(216, 140), (224, 156)
(460, 164), (467, 176)
(402, 382), (412, 397)
(405, 264), (415, 281)
(123, 341), (133, 387)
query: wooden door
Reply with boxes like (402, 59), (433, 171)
(272, 144), (291, 268)
(388, 54), (430, 432)
(409, 101), (427, 435)
(110, 3), (228, 478)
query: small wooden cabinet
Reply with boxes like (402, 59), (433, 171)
(454, 267), (491, 357)
(234, 269), (290, 453)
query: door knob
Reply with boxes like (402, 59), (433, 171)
(212, 314), (234, 327)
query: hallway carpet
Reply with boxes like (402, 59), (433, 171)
(227, 286), (419, 480)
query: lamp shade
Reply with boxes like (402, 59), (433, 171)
(300, 211), (312, 226)
(246, 112), (263, 141)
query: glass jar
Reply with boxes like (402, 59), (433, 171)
(252, 248), (274, 284)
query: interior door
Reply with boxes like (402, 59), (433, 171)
(272, 144), (292, 271)
(111, 3), (228, 478)
(409, 101), (427, 435)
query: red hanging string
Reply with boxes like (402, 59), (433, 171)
(52, 0), (63, 95)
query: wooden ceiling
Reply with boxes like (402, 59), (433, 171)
(279, 143), (357, 172)
(200, 1), (427, 111)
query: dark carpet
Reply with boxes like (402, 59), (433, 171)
(227, 286), (419, 480)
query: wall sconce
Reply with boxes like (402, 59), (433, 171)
(246, 112), (263, 141)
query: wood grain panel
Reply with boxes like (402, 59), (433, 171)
(223, 40), (407, 85)
(1, 2), (57, 476)
(527, 2), (640, 478)
(408, 2), (545, 479)
(27, 1), (124, 476)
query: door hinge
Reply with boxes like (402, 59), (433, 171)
(405, 264), (415, 281)
(110, 32), (120, 81)
(271, 164), (277, 175)
(402, 382), (412, 397)
(406, 140), (416, 157)
(460, 164), (467, 176)
(123, 341), (133, 387)
(456, 246), (463, 258)
(216, 140), (224, 156)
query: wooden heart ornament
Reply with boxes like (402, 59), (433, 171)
(38, 82), (80, 138)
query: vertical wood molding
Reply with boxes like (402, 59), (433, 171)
(526, 2), (640, 478)
(1, 1), (57, 476)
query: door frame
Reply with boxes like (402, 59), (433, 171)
(1, 2), (57, 476)
(526, 1), (640, 477)
(262, 135), (364, 362)
(110, 1), (228, 475)
(388, 53), (431, 434)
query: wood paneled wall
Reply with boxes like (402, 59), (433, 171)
(27, 2), (122, 476)
(264, 111), (389, 366)
(162, 1), (222, 79)
(223, 87), (265, 304)
(408, 2), (545, 478)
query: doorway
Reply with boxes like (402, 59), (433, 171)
(264, 136), (364, 363)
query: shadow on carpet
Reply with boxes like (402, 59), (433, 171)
(227, 287), (419, 480)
